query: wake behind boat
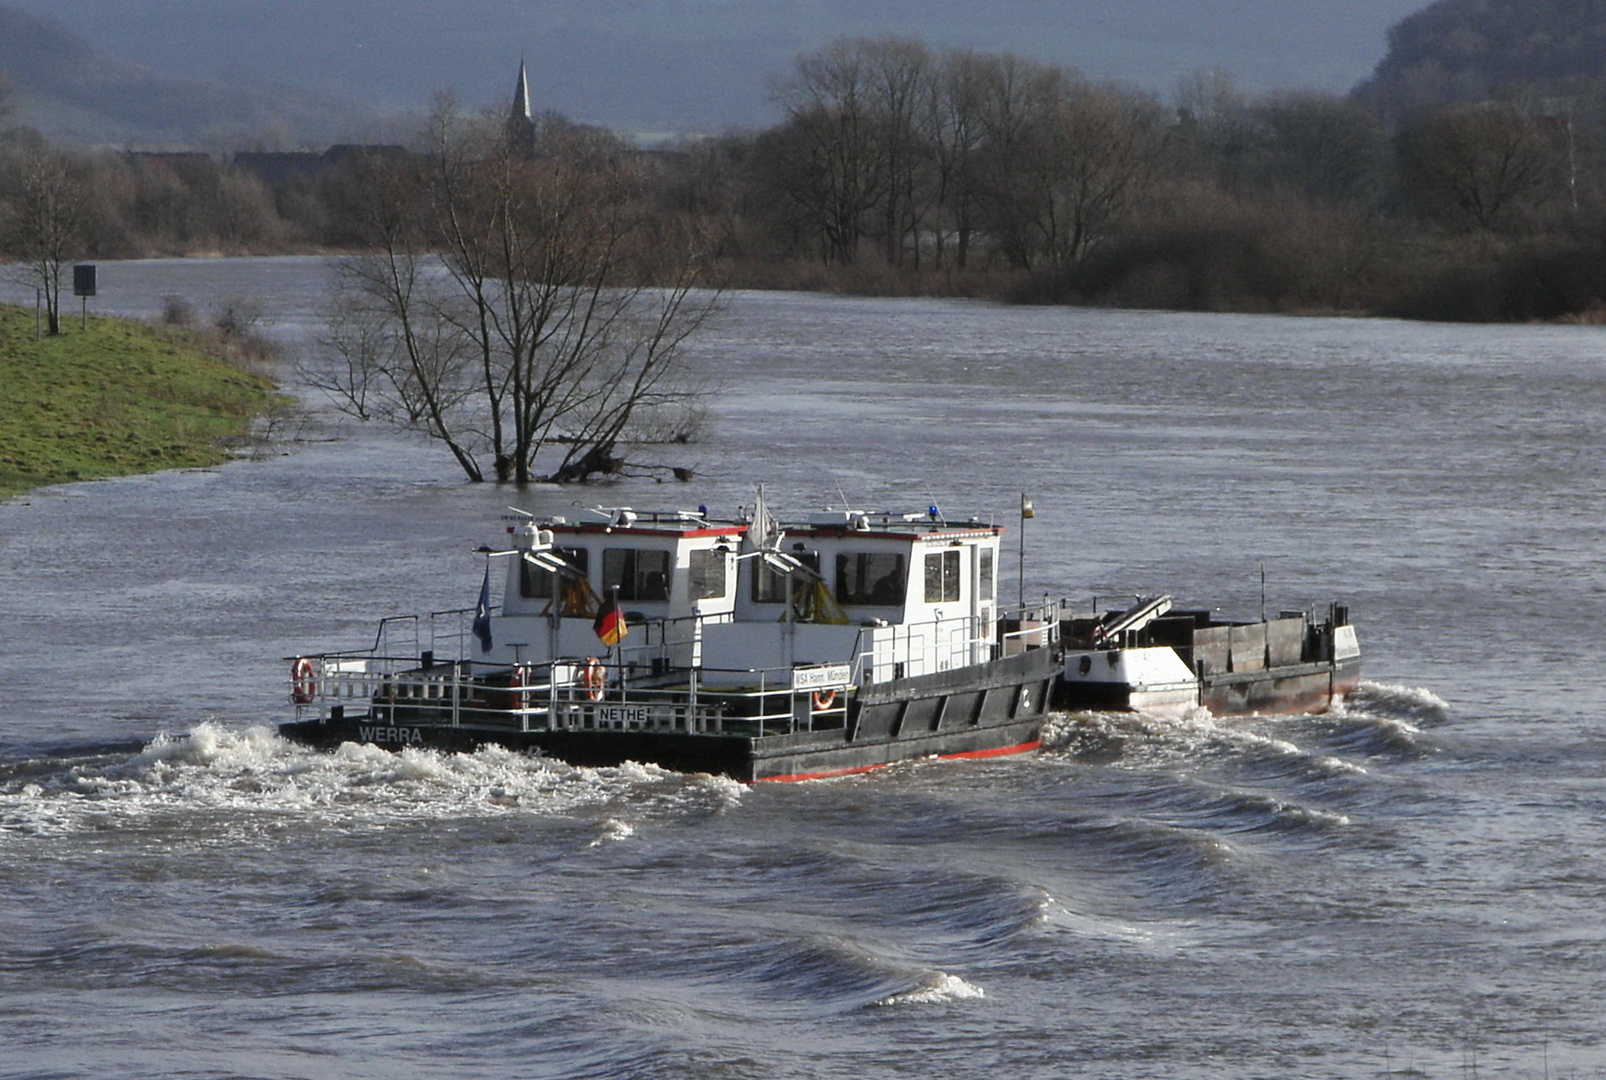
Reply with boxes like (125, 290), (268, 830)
(278, 496), (1360, 780)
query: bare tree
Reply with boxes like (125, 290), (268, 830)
(974, 63), (1166, 270)
(1251, 92), (1389, 207)
(1171, 69), (1256, 187)
(1397, 103), (1564, 232)
(1, 149), (87, 334)
(766, 39), (889, 264)
(316, 100), (719, 485)
(968, 52), (1063, 270)
(860, 37), (933, 268)
(920, 49), (989, 269)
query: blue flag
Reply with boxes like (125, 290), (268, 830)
(472, 566), (493, 653)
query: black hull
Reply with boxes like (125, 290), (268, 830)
(1055, 657), (1362, 717)
(280, 648), (1061, 782)
(1201, 657), (1362, 716)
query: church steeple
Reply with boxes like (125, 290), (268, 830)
(511, 59), (532, 125)
(507, 59), (536, 157)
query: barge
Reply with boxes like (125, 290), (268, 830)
(279, 499), (1360, 780)
(1054, 594), (1362, 718)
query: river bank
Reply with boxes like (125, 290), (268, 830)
(0, 303), (288, 500)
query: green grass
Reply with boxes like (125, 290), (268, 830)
(0, 304), (288, 501)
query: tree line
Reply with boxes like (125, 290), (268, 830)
(6, 34), (1606, 327)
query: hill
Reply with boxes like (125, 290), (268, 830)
(1356, 0), (1606, 119)
(0, 6), (395, 148)
(0, 0), (1423, 136)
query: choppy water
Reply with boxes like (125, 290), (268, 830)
(3, 258), (1605, 1078)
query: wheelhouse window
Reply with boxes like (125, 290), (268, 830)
(603, 548), (671, 602)
(979, 548), (995, 601)
(520, 548), (588, 600)
(924, 549), (962, 603)
(520, 548), (594, 616)
(836, 552), (905, 605)
(753, 552), (819, 603)
(688, 548), (729, 600)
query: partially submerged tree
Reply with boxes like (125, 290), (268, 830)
(313, 99), (719, 484)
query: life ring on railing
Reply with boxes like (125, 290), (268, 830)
(811, 688), (837, 712)
(580, 657), (605, 702)
(291, 656), (317, 705)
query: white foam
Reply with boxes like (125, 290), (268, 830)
(1044, 709), (1307, 762)
(1340, 681), (1449, 722)
(589, 818), (637, 846)
(876, 971), (986, 1007)
(0, 722), (735, 840)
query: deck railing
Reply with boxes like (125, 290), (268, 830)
(290, 605), (1055, 739)
(290, 653), (847, 737)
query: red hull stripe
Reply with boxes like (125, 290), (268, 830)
(754, 738), (1042, 783)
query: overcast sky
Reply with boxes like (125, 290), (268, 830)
(4, 0), (1428, 133)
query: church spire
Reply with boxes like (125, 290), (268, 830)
(511, 59), (532, 125)
(507, 59), (536, 157)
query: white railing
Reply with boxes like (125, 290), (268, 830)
(290, 654), (848, 737)
(290, 606), (1055, 736)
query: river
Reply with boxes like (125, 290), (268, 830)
(2, 257), (1603, 1078)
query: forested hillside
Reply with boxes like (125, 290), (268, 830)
(1357, 0), (1606, 118)
(0, 6), (389, 147)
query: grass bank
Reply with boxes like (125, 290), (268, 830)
(0, 304), (287, 501)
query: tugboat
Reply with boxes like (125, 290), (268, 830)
(278, 497), (1362, 780)
(279, 497), (1061, 781)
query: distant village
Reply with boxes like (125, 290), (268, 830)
(130, 64), (549, 187)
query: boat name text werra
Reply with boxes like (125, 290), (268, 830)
(357, 725), (426, 746)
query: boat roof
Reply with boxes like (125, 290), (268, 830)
(513, 506), (1002, 545)
(522, 508), (746, 541)
(784, 509), (1003, 543)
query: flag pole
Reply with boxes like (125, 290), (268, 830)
(1018, 493), (1033, 612)
(606, 584), (621, 687)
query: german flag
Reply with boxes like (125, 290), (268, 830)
(593, 591), (628, 647)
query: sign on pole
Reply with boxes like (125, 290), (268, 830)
(73, 264), (96, 330)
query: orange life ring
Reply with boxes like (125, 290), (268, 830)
(291, 656), (317, 704)
(580, 657), (605, 702)
(811, 688), (837, 712)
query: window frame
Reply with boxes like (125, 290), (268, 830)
(923, 549), (962, 603)
(835, 551), (906, 606)
(603, 547), (672, 602)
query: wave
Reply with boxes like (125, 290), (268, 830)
(873, 971), (986, 1007)
(588, 817), (637, 847)
(1042, 708), (1364, 781)
(1044, 679), (1447, 776)
(696, 924), (990, 1015)
(0, 721), (743, 840)
(1343, 681), (1451, 725)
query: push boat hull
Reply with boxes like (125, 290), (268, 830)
(279, 648), (1060, 783)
